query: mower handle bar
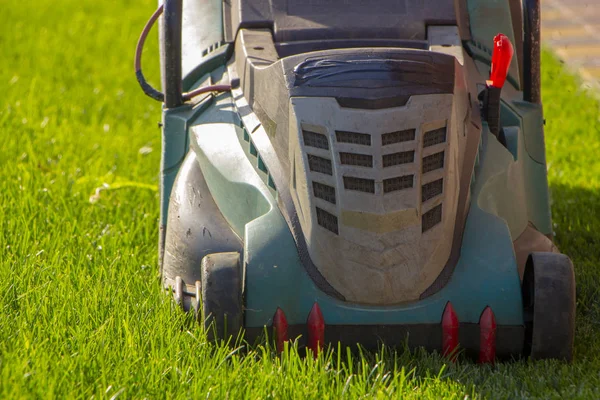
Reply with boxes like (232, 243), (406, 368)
(135, 0), (538, 106)
(134, 1), (231, 107)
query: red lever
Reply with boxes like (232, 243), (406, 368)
(489, 33), (514, 88)
(273, 307), (288, 354)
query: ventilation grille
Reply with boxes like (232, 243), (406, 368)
(303, 130), (329, 149)
(383, 175), (413, 193)
(344, 176), (375, 193)
(422, 179), (443, 202)
(308, 155), (333, 175)
(423, 127), (447, 148)
(340, 152), (373, 167)
(316, 207), (339, 234)
(241, 126), (277, 192)
(422, 204), (442, 232)
(250, 141), (258, 156)
(422, 152), (445, 173)
(382, 129), (415, 145)
(382, 151), (415, 168)
(313, 182), (336, 204)
(201, 40), (225, 57)
(336, 130), (371, 145)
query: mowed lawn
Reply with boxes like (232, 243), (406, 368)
(2, 1), (600, 398)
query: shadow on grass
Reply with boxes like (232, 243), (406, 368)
(550, 183), (600, 359)
(169, 182), (600, 399)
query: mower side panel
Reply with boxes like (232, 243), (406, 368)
(159, 103), (210, 263)
(160, 106), (193, 228)
(521, 159), (552, 236)
(475, 130), (528, 240)
(158, 0), (224, 83)
(162, 150), (242, 290)
(500, 100), (552, 235)
(503, 101), (546, 164)
(159, 59), (231, 263)
(465, 0), (521, 89)
(189, 94), (273, 241)
(181, 0), (223, 78)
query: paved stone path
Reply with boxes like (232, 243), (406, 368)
(542, 0), (600, 90)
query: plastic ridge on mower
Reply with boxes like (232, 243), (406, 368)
(136, 0), (576, 363)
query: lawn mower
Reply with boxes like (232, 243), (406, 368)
(135, 0), (576, 362)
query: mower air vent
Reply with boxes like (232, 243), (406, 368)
(383, 175), (414, 193)
(250, 141), (258, 156)
(382, 150), (415, 168)
(382, 129), (416, 146)
(343, 176), (375, 193)
(308, 155), (333, 175)
(423, 127), (447, 148)
(336, 130), (371, 146)
(339, 152), (373, 167)
(316, 207), (339, 234)
(422, 178), (443, 202)
(422, 151), (445, 173)
(303, 130), (329, 150)
(313, 182), (336, 204)
(422, 204), (442, 232)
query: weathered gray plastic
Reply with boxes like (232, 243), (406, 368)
(162, 150), (242, 292)
(224, 27), (486, 303)
(158, 0), (557, 307)
(158, 0), (223, 86)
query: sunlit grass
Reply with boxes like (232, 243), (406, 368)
(1, 1), (600, 398)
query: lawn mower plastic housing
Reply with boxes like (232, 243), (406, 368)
(145, 0), (575, 362)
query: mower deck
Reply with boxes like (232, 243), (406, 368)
(136, 0), (576, 362)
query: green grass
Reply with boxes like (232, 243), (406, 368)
(2, 1), (600, 398)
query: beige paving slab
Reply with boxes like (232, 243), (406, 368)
(552, 45), (600, 58)
(542, 0), (600, 91)
(542, 25), (600, 40)
(582, 66), (600, 78)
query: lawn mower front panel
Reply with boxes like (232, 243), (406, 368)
(143, 0), (575, 361)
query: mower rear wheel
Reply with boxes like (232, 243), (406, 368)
(201, 252), (243, 342)
(522, 252), (575, 361)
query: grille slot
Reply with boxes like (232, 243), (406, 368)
(423, 127), (447, 148)
(316, 207), (339, 234)
(382, 150), (415, 167)
(422, 151), (445, 173)
(422, 204), (442, 232)
(313, 182), (336, 204)
(382, 129), (416, 145)
(344, 176), (375, 193)
(303, 129), (329, 150)
(336, 130), (371, 146)
(340, 152), (373, 167)
(422, 178), (444, 202)
(308, 155), (333, 175)
(383, 175), (413, 193)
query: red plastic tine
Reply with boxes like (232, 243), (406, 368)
(273, 307), (288, 354)
(478, 306), (497, 364)
(442, 302), (459, 361)
(307, 302), (325, 358)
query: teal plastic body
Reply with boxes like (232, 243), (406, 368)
(160, 82), (550, 329)
(159, 10), (552, 326)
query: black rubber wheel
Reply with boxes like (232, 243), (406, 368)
(522, 252), (575, 361)
(201, 252), (243, 342)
